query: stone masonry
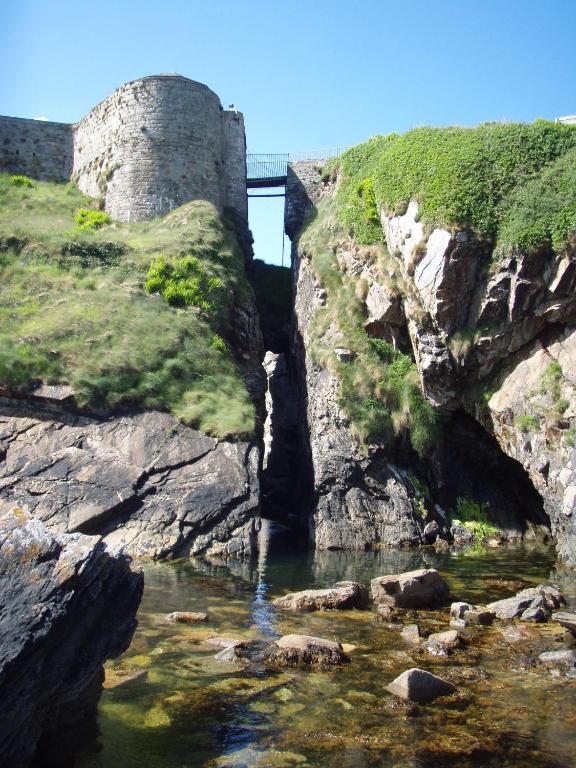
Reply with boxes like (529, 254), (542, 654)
(0, 74), (248, 223)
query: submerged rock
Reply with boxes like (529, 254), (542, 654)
(273, 581), (369, 611)
(422, 629), (461, 656)
(552, 612), (576, 636)
(386, 667), (456, 703)
(538, 650), (576, 669)
(371, 568), (450, 608)
(400, 624), (421, 645)
(262, 634), (350, 668)
(163, 611), (208, 624)
(0, 505), (143, 767)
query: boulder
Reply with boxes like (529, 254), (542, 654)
(488, 585), (566, 622)
(273, 581), (368, 611)
(0, 505), (143, 767)
(371, 568), (450, 608)
(450, 601), (494, 626)
(552, 612), (576, 636)
(500, 625), (541, 644)
(386, 668), (456, 703)
(262, 634), (350, 668)
(422, 629), (461, 656)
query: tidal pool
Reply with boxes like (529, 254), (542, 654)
(76, 539), (576, 768)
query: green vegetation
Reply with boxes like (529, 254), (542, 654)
(497, 147), (576, 253)
(145, 254), (224, 314)
(515, 414), (539, 433)
(74, 208), (111, 231)
(455, 497), (499, 540)
(0, 173), (255, 438)
(326, 121), (576, 250)
(299, 197), (438, 455)
(10, 174), (34, 187)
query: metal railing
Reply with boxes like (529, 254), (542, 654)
(246, 153), (289, 181)
(247, 148), (349, 182)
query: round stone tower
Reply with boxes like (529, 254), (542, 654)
(73, 74), (246, 222)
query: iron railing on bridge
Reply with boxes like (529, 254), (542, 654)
(246, 149), (348, 183)
(246, 153), (289, 182)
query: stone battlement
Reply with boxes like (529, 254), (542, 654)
(0, 74), (247, 223)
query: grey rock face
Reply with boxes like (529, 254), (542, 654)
(371, 568), (450, 608)
(0, 505), (143, 767)
(273, 581), (369, 611)
(422, 629), (461, 656)
(386, 667), (456, 703)
(0, 403), (260, 560)
(538, 650), (576, 669)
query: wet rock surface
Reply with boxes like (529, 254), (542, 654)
(273, 581), (369, 611)
(386, 667), (457, 703)
(487, 584), (566, 621)
(262, 634), (350, 669)
(371, 568), (450, 608)
(0, 504), (143, 767)
(0, 403), (260, 560)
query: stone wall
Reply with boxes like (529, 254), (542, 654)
(284, 162), (327, 239)
(0, 116), (73, 180)
(222, 110), (248, 222)
(0, 75), (248, 224)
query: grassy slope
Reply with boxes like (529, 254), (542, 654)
(0, 174), (255, 438)
(327, 121), (576, 250)
(299, 197), (438, 456)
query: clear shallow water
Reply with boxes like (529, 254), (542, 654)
(76, 541), (576, 768)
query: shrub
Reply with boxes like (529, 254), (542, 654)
(145, 254), (224, 312)
(74, 208), (111, 231)
(515, 414), (539, 432)
(455, 496), (499, 540)
(10, 175), (34, 187)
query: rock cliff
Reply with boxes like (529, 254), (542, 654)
(0, 402), (260, 559)
(0, 505), (143, 767)
(286, 125), (576, 563)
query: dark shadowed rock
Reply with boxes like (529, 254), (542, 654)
(386, 668), (456, 703)
(0, 505), (143, 767)
(273, 581), (369, 611)
(262, 634), (350, 668)
(371, 568), (450, 608)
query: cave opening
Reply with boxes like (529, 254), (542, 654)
(432, 409), (551, 539)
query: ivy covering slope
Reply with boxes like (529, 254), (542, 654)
(327, 121), (576, 250)
(0, 174), (255, 438)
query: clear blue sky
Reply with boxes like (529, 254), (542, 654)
(2, 0), (575, 265)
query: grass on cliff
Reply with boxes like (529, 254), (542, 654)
(325, 121), (576, 251)
(298, 197), (438, 456)
(0, 173), (255, 438)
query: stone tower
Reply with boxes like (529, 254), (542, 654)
(0, 74), (248, 224)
